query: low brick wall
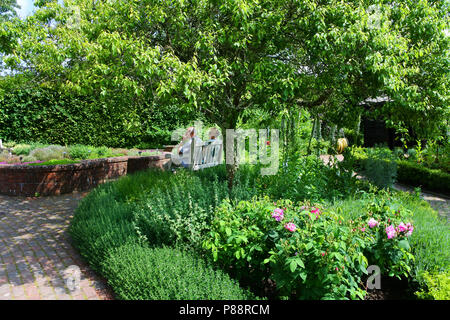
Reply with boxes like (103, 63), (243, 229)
(0, 154), (172, 196)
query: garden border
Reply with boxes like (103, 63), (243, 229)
(0, 154), (171, 196)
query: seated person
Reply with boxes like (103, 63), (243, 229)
(205, 127), (221, 144)
(172, 127), (203, 168)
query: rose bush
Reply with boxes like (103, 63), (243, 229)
(353, 198), (415, 279)
(203, 197), (369, 299)
(203, 196), (417, 299)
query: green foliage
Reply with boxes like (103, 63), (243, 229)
(362, 147), (397, 189)
(69, 187), (137, 272)
(28, 159), (79, 166)
(67, 144), (125, 160)
(129, 166), (259, 249)
(0, 85), (198, 148)
(2, 0), (447, 185)
(257, 154), (358, 203)
(352, 146), (450, 195)
(203, 197), (370, 300)
(103, 243), (255, 300)
(29, 145), (68, 161)
(69, 166), (261, 299)
(397, 160), (450, 195)
(354, 196), (415, 279)
(12, 142), (47, 156)
(68, 166), (258, 264)
(415, 271), (450, 300)
(327, 189), (449, 299)
(70, 163), (449, 300)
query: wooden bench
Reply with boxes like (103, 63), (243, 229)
(188, 139), (223, 170)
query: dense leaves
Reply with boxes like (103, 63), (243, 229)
(0, 85), (198, 147)
(1, 0), (447, 182)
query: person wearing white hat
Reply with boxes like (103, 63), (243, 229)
(172, 126), (203, 168)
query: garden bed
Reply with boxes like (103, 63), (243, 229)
(68, 165), (449, 300)
(0, 154), (171, 196)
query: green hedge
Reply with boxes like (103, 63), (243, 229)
(396, 160), (450, 195)
(0, 86), (198, 148)
(352, 152), (450, 195)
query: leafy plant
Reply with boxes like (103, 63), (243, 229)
(415, 271), (450, 300)
(203, 197), (369, 300)
(363, 147), (397, 189)
(103, 243), (256, 300)
(29, 145), (68, 161)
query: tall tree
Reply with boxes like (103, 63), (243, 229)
(0, 0), (19, 67)
(3, 0), (448, 185)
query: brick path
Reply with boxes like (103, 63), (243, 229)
(0, 192), (113, 300)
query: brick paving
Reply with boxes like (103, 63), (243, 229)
(0, 192), (114, 300)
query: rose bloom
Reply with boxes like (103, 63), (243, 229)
(386, 225), (397, 239)
(398, 222), (408, 233)
(368, 218), (379, 228)
(311, 207), (320, 214)
(406, 223), (414, 237)
(271, 208), (284, 222)
(284, 222), (297, 232)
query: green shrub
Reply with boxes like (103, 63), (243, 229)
(103, 244), (256, 300)
(415, 271), (450, 300)
(68, 144), (97, 159)
(69, 166), (259, 271)
(327, 189), (449, 299)
(362, 147), (397, 189)
(352, 147), (450, 195)
(203, 197), (371, 300)
(21, 155), (38, 163)
(12, 143), (43, 156)
(69, 188), (137, 272)
(256, 154), (358, 203)
(131, 166), (260, 249)
(407, 149), (417, 161)
(29, 145), (68, 161)
(397, 160), (450, 195)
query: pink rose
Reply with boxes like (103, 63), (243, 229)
(368, 218), (379, 228)
(398, 222), (408, 233)
(284, 222), (297, 232)
(271, 208), (284, 222)
(386, 225), (397, 239)
(406, 223), (414, 237)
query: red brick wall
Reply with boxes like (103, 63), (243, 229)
(0, 154), (171, 196)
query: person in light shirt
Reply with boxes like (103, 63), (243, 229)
(172, 127), (203, 168)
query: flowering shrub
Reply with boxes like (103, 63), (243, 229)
(203, 197), (369, 300)
(349, 198), (415, 279)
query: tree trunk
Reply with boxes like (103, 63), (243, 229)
(220, 125), (237, 190)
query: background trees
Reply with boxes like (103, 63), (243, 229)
(0, 0), (448, 180)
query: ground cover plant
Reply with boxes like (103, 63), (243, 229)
(0, 141), (163, 165)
